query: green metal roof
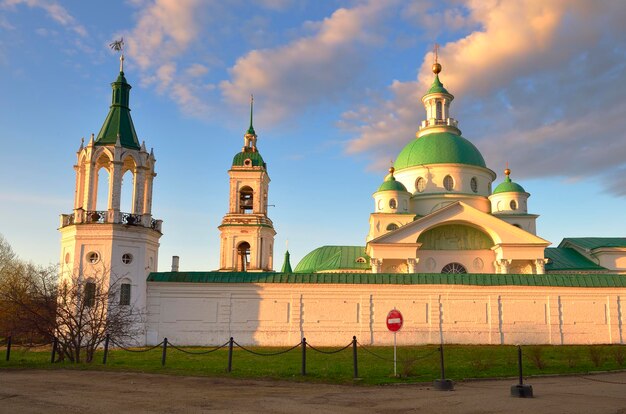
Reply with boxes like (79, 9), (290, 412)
(425, 74), (450, 95)
(232, 150), (266, 168)
(560, 238), (626, 250)
(294, 246), (370, 273)
(147, 271), (626, 287)
(394, 131), (486, 170)
(95, 72), (140, 150)
(545, 248), (606, 271)
(493, 175), (526, 194)
(281, 250), (293, 273)
(377, 174), (408, 192)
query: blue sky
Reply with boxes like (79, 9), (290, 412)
(1, 0), (626, 271)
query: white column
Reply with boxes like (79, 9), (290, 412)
(535, 259), (546, 275)
(407, 258), (419, 273)
(133, 167), (146, 214)
(371, 258), (382, 274)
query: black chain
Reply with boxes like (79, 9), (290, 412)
(168, 340), (230, 355)
(356, 340), (439, 363)
(306, 341), (353, 354)
(233, 340), (301, 356)
(109, 339), (164, 353)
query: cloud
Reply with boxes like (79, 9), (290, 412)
(220, 0), (398, 125)
(341, 0), (626, 194)
(1, 0), (87, 36)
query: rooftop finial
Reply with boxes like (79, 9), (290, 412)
(388, 160), (395, 176)
(246, 94), (256, 136)
(110, 37), (125, 72)
(432, 43), (442, 74)
(504, 162), (511, 180)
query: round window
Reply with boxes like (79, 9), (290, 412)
(122, 253), (133, 265)
(389, 198), (397, 209)
(470, 177), (478, 193)
(415, 177), (425, 193)
(510, 200), (518, 210)
(87, 251), (99, 264)
(244, 159), (251, 166)
(443, 175), (454, 191)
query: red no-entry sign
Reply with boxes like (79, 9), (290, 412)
(386, 309), (403, 332)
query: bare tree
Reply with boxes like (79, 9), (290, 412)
(0, 234), (144, 363)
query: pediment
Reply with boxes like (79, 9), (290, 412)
(368, 202), (550, 247)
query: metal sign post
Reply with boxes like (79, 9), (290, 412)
(386, 309), (403, 377)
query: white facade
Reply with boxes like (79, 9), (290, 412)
(146, 282), (626, 346)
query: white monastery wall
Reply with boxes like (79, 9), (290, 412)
(145, 282), (626, 346)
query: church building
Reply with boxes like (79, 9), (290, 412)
(60, 54), (626, 347)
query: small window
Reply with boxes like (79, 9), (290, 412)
(389, 198), (397, 209)
(386, 223), (399, 231)
(84, 282), (96, 307)
(87, 252), (99, 264)
(244, 158), (251, 166)
(355, 257), (366, 264)
(443, 175), (454, 191)
(122, 253), (133, 265)
(470, 177), (478, 193)
(415, 177), (425, 193)
(510, 200), (518, 210)
(119, 283), (131, 306)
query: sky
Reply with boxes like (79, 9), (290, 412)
(1, 0), (626, 272)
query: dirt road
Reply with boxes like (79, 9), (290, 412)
(1, 369), (626, 413)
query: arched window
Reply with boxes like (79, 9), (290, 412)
(443, 175), (454, 191)
(441, 263), (467, 274)
(84, 281), (96, 307)
(96, 166), (110, 211)
(120, 170), (134, 213)
(237, 242), (251, 271)
(436, 101), (443, 120)
(415, 177), (425, 193)
(389, 198), (397, 209)
(239, 186), (254, 214)
(119, 282), (131, 306)
(355, 257), (366, 264)
(510, 200), (518, 210)
(470, 177), (478, 193)
(386, 223), (399, 231)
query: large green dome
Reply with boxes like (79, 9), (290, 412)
(394, 132), (486, 170)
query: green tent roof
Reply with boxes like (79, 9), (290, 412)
(394, 131), (486, 170)
(560, 238), (626, 250)
(425, 74), (450, 95)
(95, 72), (140, 150)
(147, 271), (626, 287)
(493, 175), (526, 194)
(544, 248), (606, 271)
(294, 246), (370, 273)
(232, 151), (266, 168)
(281, 250), (293, 273)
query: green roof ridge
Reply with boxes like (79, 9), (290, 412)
(95, 71), (141, 150)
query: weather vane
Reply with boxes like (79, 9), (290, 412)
(109, 37), (125, 72)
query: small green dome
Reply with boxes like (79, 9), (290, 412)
(493, 175), (526, 194)
(377, 174), (408, 192)
(394, 132), (486, 169)
(232, 151), (265, 168)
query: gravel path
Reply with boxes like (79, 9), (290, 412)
(1, 369), (626, 413)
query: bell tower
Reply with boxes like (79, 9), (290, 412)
(218, 97), (276, 272)
(59, 47), (162, 316)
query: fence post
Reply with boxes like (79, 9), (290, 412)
(352, 336), (358, 379)
(161, 338), (168, 367)
(5, 336), (11, 362)
(227, 337), (234, 373)
(301, 337), (307, 376)
(50, 337), (58, 364)
(102, 334), (110, 365)
(511, 345), (533, 397)
(433, 344), (454, 391)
